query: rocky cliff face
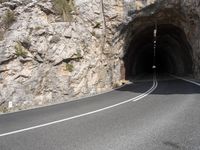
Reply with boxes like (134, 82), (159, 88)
(0, 0), (124, 112)
(0, 0), (200, 112)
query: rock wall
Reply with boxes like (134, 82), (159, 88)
(0, 0), (200, 112)
(0, 0), (125, 112)
(121, 0), (200, 77)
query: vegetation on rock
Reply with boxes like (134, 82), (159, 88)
(74, 52), (82, 59)
(0, 30), (4, 41)
(1, 10), (16, 40)
(0, 0), (7, 3)
(15, 42), (28, 58)
(65, 63), (73, 72)
(52, 0), (74, 22)
(3, 10), (16, 29)
(93, 22), (101, 29)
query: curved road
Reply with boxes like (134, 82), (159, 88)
(0, 75), (200, 150)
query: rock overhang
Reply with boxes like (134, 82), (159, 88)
(115, 0), (199, 79)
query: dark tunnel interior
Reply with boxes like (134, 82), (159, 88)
(123, 24), (193, 79)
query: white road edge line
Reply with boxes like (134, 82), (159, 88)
(171, 75), (200, 86)
(0, 76), (158, 137)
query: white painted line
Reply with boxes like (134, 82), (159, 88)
(171, 75), (200, 86)
(0, 77), (157, 137)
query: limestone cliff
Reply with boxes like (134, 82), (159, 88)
(0, 0), (199, 112)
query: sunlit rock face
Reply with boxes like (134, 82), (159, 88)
(0, 0), (199, 112)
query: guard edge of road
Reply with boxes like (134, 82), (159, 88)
(0, 75), (158, 137)
(0, 81), (128, 117)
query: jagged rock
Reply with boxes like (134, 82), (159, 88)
(37, 1), (54, 15)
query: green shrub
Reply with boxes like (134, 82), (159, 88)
(15, 42), (28, 58)
(52, 0), (74, 22)
(3, 10), (16, 29)
(65, 63), (73, 72)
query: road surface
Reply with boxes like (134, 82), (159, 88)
(0, 75), (200, 150)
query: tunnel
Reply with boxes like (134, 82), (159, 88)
(123, 24), (193, 79)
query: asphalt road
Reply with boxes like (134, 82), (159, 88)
(0, 75), (200, 150)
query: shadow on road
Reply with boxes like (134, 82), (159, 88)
(116, 76), (200, 95)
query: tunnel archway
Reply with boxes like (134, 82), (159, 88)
(123, 24), (193, 79)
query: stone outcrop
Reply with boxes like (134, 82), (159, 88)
(0, 0), (200, 112)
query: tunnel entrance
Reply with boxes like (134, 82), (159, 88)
(123, 24), (193, 79)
